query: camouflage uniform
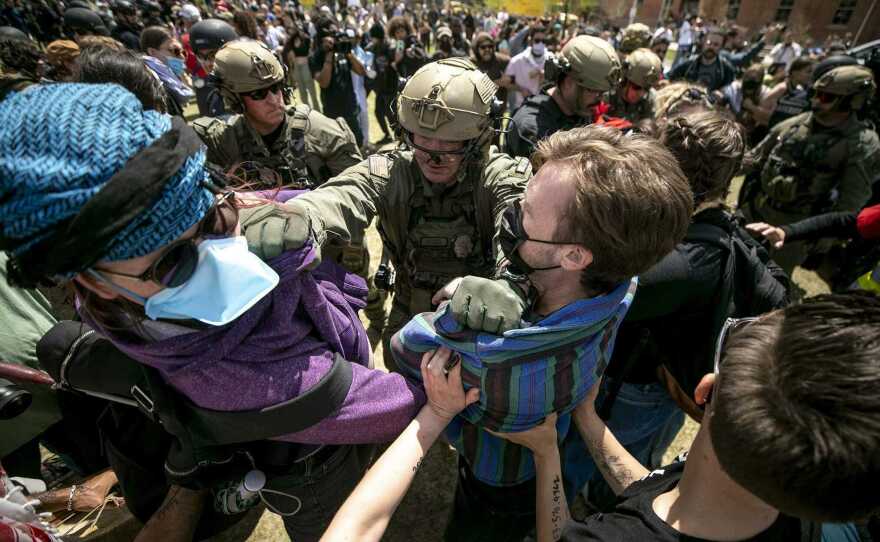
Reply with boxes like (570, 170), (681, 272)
(607, 87), (655, 124)
(743, 66), (880, 274)
(281, 58), (531, 369)
(286, 148), (530, 370)
(191, 40), (386, 326)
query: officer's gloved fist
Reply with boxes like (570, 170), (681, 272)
(238, 203), (319, 267)
(437, 276), (527, 335)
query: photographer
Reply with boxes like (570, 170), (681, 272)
(387, 16), (426, 79)
(310, 16), (366, 146)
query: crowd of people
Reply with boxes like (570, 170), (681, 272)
(1, 1), (880, 542)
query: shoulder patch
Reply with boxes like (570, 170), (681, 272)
(369, 155), (392, 179)
(289, 104), (310, 132)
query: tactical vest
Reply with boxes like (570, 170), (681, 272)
(373, 160), (494, 314)
(760, 114), (850, 216)
(235, 105), (315, 189)
(768, 85), (810, 128)
(608, 90), (652, 124)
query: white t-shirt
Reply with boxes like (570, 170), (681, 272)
(678, 20), (693, 46)
(768, 42), (803, 68)
(505, 47), (548, 109)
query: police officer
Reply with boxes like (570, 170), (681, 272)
(189, 18), (237, 117)
(504, 35), (622, 159)
(742, 65), (880, 275)
(191, 39), (387, 330)
(244, 58), (531, 370)
(607, 48), (662, 125)
(110, 0), (141, 51)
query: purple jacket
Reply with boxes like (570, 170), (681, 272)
(88, 244), (425, 444)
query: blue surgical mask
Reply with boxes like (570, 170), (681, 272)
(90, 236), (279, 326)
(166, 56), (187, 78)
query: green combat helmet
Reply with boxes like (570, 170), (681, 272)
(213, 39), (286, 112)
(813, 65), (877, 111)
(546, 35), (622, 92)
(624, 48), (662, 88)
(397, 57), (498, 156)
(619, 23), (652, 54)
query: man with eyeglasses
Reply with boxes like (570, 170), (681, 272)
(512, 293), (880, 541)
(504, 35), (622, 160)
(741, 65), (880, 275)
(607, 48), (662, 125)
(191, 40), (388, 331)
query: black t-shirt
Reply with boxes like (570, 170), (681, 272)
(309, 49), (358, 119)
(562, 457), (816, 542)
(504, 91), (583, 159)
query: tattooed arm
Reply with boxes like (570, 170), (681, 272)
(133, 486), (207, 542)
(321, 348), (480, 542)
(489, 414), (568, 542)
(573, 380), (650, 495)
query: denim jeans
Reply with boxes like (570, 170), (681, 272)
(561, 380), (681, 504)
(264, 444), (375, 542)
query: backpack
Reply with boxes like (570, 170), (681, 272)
(685, 212), (791, 320)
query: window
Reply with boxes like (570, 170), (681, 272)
(775, 0), (795, 22)
(832, 0), (858, 25)
(727, 0), (741, 20)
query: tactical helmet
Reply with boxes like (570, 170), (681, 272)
(812, 54), (858, 83)
(190, 19), (238, 52)
(624, 48), (662, 88)
(213, 40), (286, 112)
(619, 23), (651, 54)
(547, 35), (621, 92)
(0, 26), (29, 41)
(64, 7), (107, 34)
(813, 65), (876, 110)
(397, 57), (497, 143)
(178, 3), (201, 23)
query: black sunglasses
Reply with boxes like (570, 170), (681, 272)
(241, 82), (285, 101)
(705, 316), (759, 404)
(96, 190), (238, 288)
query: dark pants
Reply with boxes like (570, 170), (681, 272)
(444, 457), (536, 542)
(266, 444), (375, 542)
(374, 92), (395, 138)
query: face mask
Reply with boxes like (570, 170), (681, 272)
(499, 201), (574, 277)
(166, 56), (187, 78)
(91, 236), (279, 326)
(531, 42), (545, 56)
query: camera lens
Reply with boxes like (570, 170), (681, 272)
(0, 378), (32, 420)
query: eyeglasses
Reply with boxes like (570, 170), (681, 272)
(95, 190), (238, 288)
(707, 316), (759, 403)
(163, 44), (184, 58)
(478, 43), (494, 51)
(241, 82), (285, 101)
(815, 90), (838, 104)
(532, 38), (544, 44)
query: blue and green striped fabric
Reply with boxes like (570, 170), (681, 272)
(391, 277), (637, 486)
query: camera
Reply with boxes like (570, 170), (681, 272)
(334, 32), (353, 55)
(0, 378), (32, 420)
(374, 263), (396, 291)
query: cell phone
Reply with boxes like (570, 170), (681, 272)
(396, 40), (405, 52)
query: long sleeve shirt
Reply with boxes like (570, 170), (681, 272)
(391, 278), (637, 486)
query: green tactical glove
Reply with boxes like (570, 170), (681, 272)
(238, 203), (320, 267)
(448, 276), (527, 335)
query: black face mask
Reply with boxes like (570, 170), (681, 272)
(499, 200), (577, 278)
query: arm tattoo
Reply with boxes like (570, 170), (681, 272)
(588, 435), (635, 493)
(551, 475), (563, 540)
(412, 455), (424, 473)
